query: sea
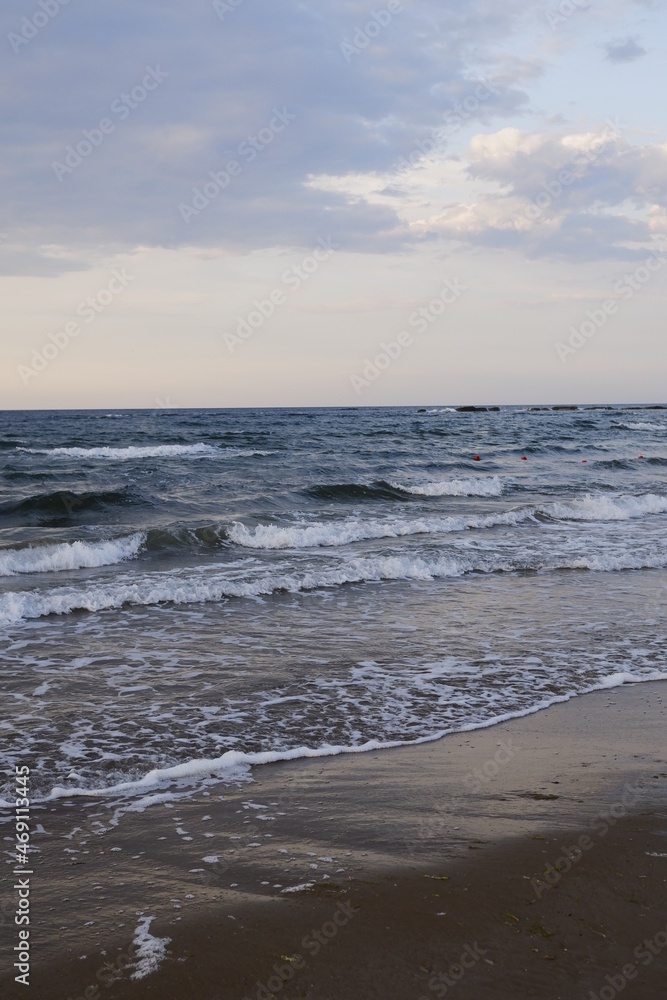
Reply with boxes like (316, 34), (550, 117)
(1, 405), (666, 812)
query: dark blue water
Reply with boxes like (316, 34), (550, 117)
(1, 405), (666, 807)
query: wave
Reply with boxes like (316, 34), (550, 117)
(304, 481), (413, 502)
(595, 456), (666, 469)
(0, 488), (141, 519)
(0, 557), (468, 624)
(229, 510), (529, 549)
(29, 668), (667, 805)
(229, 492), (667, 550)
(0, 534), (144, 576)
(393, 476), (504, 497)
(18, 444), (271, 461)
(20, 444), (217, 460)
(614, 422), (665, 432)
(3, 470), (59, 483)
(547, 492), (667, 522)
(144, 524), (228, 553)
(304, 476), (503, 502)
(3, 545), (666, 626)
(3, 492), (660, 572)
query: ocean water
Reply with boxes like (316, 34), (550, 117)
(1, 405), (666, 808)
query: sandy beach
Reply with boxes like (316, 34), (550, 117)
(4, 0), (667, 988)
(3, 679), (666, 999)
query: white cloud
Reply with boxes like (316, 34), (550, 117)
(401, 126), (667, 258)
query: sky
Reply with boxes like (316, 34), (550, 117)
(1, 0), (666, 409)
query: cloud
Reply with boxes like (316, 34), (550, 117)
(0, 0), (661, 275)
(0, 0), (536, 271)
(604, 35), (647, 62)
(405, 126), (667, 259)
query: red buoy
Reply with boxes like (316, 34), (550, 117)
(582, 459), (587, 463)
(521, 455), (527, 461)
(638, 455), (644, 460)
(474, 455), (481, 461)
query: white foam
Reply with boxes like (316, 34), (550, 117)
(3, 540), (667, 626)
(614, 421), (664, 431)
(130, 917), (171, 980)
(393, 476), (504, 497)
(19, 444), (270, 461)
(36, 669), (667, 806)
(227, 493), (667, 551)
(569, 552), (667, 572)
(0, 534), (144, 576)
(0, 555), (473, 626)
(228, 510), (528, 550)
(547, 493), (667, 522)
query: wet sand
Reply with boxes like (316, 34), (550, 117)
(2, 680), (666, 999)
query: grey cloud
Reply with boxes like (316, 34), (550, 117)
(0, 0), (536, 270)
(604, 35), (647, 62)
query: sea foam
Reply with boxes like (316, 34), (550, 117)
(392, 475), (504, 497)
(2, 541), (666, 625)
(19, 444), (270, 461)
(0, 534), (144, 576)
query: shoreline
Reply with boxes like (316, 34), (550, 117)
(2, 679), (666, 998)
(8, 665), (667, 812)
